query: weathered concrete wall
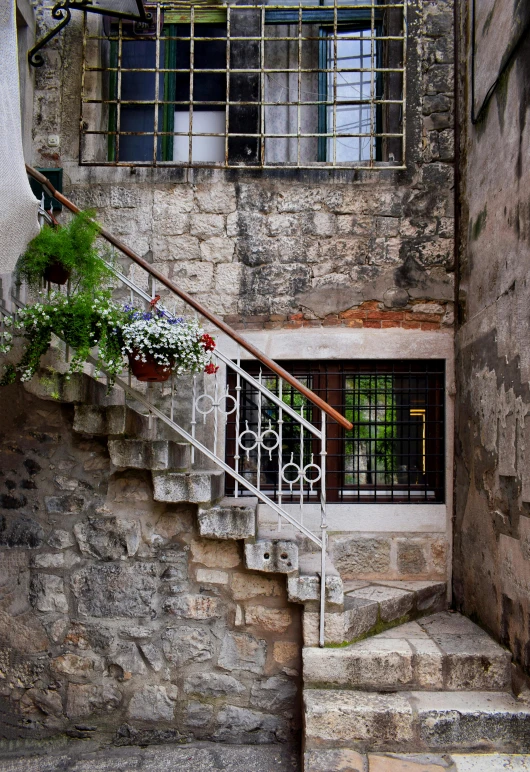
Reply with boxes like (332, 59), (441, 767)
(29, 0), (455, 330)
(0, 383), (300, 745)
(454, 0), (530, 675)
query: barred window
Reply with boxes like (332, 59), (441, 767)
(81, 0), (406, 168)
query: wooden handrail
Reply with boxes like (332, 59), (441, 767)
(26, 164), (353, 430)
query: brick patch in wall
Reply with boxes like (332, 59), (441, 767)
(223, 300), (452, 332)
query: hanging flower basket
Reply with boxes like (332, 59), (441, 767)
(127, 350), (173, 382)
(43, 260), (71, 285)
(121, 300), (219, 383)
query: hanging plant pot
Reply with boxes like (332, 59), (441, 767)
(128, 351), (173, 382)
(43, 261), (71, 285)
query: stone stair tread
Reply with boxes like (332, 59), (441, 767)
(304, 689), (530, 752)
(303, 612), (511, 692)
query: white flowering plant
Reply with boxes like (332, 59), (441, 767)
(121, 301), (218, 376)
(0, 290), (124, 387)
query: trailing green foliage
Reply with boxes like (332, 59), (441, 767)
(16, 210), (110, 291)
(0, 290), (124, 388)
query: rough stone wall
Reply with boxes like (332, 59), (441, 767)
(29, 0), (455, 328)
(0, 383), (301, 745)
(454, 0), (530, 675)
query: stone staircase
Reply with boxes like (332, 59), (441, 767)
(303, 612), (530, 770)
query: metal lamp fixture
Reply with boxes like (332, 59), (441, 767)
(28, 0), (148, 67)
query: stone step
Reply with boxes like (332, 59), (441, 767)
(198, 497), (258, 540)
(244, 537), (298, 574)
(303, 580), (447, 646)
(26, 369), (124, 406)
(108, 438), (191, 471)
(74, 404), (152, 438)
(304, 689), (530, 753)
(303, 612), (512, 692)
(287, 553), (344, 608)
(152, 469), (224, 505)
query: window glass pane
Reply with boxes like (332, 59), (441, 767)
(326, 27), (375, 162)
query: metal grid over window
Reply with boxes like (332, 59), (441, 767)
(80, 0), (407, 168)
(225, 360), (445, 503)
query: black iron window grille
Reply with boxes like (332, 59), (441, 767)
(225, 360), (445, 503)
(80, 0), (406, 168)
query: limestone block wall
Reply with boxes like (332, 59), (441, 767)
(454, 0), (530, 675)
(28, 0), (456, 328)
(0, 383), (301, 744)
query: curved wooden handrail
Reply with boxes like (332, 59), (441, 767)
(26, 164), (353, 430)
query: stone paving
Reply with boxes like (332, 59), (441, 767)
(1, 745), (530, 771)
(306, 751), (530, 771)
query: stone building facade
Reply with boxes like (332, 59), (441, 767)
(454, 0), (530, 678)
(0, 0), (459, 747)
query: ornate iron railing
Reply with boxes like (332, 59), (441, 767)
(1, 166), (353, 646)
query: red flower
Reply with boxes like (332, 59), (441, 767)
(205, 363), (219, 374)
(201, 333), (216, 352)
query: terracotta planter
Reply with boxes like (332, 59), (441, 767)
(128, 351), (173, 382)
(43, 261), (71, 285)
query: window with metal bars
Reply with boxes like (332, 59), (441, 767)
(80, 1), (406, 168)
(225, 360), (445, 503)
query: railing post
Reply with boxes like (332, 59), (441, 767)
(319, 410), (327, 648)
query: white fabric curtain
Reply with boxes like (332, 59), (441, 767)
(0, 0), (39, 274)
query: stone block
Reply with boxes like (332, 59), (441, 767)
(348, 585), (414, 623)
(287, 573), (344, 606)
(231, 573), (284, 600)
(304, 749), (365, 772)
(200, 237), (235, 263)
(196, 568), (229, 585)
(128, 684), (175, 722)
(331, 537), (391, 578)
(108, 642), (147, 679)
(108, 440), (190, 472)
(198, 498), (256, 540)
(0, 514), (44, 549)
(139, 643), (165, 672)
(31, 574), (69, 614)
(343, 596), (379, 640)
(245, 539), (298, 574)
(71, 562), (157, 618)
(413, 691), (530, 751)
(250, 676), (297, 712)
(32, 553), (65, 569)
(190, 214), (225, 239)
(153, 471), (224, 504)
(397, 541), (428, 575)
(66, 683), (122, 718)
(303, 638), (414, 690)
(195, 185), (236, 214)
(303, 610), (347, 646)
(191, 538), (241, 569)
(185, 701), (215, 729)
(368, 756), (448, 772)
(73, 516), (141, 561)
(304, 689), (414, 749)
(218, 632), (267, 674)
(213, 705), (288, 744)
(163, 594), (222, 619)
(245, 605), (293, 633)
(162, 626), (214, 667)
(52, 651), (103, 677)
(184, 672), (246, 697)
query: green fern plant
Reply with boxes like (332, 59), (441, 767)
(16, 209), (110, 291)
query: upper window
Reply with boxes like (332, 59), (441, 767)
(81, 1), (406, 169)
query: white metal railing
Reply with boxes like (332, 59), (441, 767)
(3, 169), (353, 645)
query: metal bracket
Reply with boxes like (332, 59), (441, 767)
(28, 0), (74, 68)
